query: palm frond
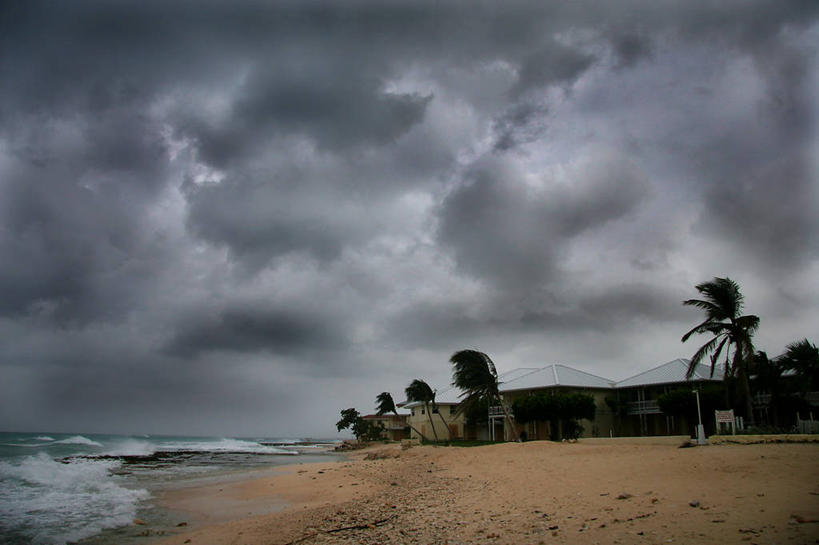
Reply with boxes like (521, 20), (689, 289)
(405, 379), (434, 403)
(682, 317), (716, 342)
(687, 334), (724, 377)
(375, 392), (396, 416)
(450, 350), (498, 399)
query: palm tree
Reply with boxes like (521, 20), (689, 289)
(450, 349), (516, 441)
(750, 351), (784, 427)
(405, 379), (440, 442)
(681, 277), (760, 424)
(781, 338), (819, 393)
(375, 391), (428, 442)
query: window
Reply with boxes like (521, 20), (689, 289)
(411, 409), (415, 416)
(449, 406), (456, 415)
(421, 409), (425, 415)
(432, 406), (439, 414)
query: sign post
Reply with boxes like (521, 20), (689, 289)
(715, 409), (736, 435)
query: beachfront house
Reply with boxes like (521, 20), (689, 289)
(400, 387), (467, 441)
(612, 359), (725, 437)
(389, 357), (819, 442)
(362, 413), (410, 441)
(497, 364), (616, 441)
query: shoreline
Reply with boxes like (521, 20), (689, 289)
(77, 449), (346, 545)
(145, 439), (819, 545)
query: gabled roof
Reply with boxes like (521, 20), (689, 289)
(615, 358), (724, 388)
(499, 364), (614, 392)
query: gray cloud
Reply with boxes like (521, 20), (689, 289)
(437, 154), (650, 288)
(165, 305), (348, 358)
(0, 1), (817, 437)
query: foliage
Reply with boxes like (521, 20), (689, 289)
(335, 408), (384, 441)
(450, 349), (516, 440)
(562, 419), (584, 440)
(405, 379), (435, 405)
(375, 392), (397, 416)
(656, 385), (724, 418)
(513, 392), (596, 423)
(681, 276), (760, 420)
(462, 397), (490, 425)
(336, 408), (361, 432)
(605, 396), (629, 417)
(781, 338), (819, 391)
(512, 392), (596, 441)
(405, 378), (440, 442)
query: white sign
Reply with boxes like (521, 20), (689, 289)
(715, 410), (734, 423)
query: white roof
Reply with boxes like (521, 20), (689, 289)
(499, 364), (614, 392)
(615, 358), (724, 388)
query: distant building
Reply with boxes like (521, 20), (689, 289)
(613, 359), (724, 437)
(498, 364), (616, 441)
(392, 357), (818, 442)
(362, 413), (410, 441)
(399, 387), (465, 441)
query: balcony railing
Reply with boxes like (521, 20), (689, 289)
(626, 400), (661, 415)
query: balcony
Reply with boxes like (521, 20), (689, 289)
(627, 400), (661, 415)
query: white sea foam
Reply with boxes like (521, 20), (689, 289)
(103, 439), (156, 457)
(34, 436), (54, 442)
(0, 452), (148, 545)
(53, 435), (103, 447)
(157, 437), (294, 454)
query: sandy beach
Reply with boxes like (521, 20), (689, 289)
(150, 439), (819, 545)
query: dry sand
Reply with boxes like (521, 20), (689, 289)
(150, 439), (819, 545)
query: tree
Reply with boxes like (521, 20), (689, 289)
(781, 338), (819, 392)
(657, 384), (724, 430)
(336, 408), (384, 442)
(750, 351), (785, 427)
(405, 379), (441, 442)
(681, 277), (760, 423)
(450, 349), (516, 441)
(375, 391), (428, 442)
(512, 392), (596, 441)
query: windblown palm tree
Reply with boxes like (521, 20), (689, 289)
(450, 350), (516, 441)
(781, 338), (819, 392)
(681, 277), (760, 423)
(375, 391), (428, 442)
(751, 351), (784, 427)
(405, 379), (440, 442)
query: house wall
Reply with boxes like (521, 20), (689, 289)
(407, 403), (465, 441)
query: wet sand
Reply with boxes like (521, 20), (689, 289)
(150, 439), (819, 544)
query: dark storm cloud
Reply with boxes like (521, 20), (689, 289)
(165, 305), (348, 358)
(0, 0), (817, 436)
(177, 70), (433, 167)
(437, 155), (650, 288)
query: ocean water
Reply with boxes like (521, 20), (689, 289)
(0, 432), (340, 545)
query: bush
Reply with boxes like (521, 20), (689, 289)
(512, 392), (596, 441)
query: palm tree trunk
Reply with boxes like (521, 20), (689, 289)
(431, 401), (453, 440)
(425, 403), (440, 442)
(436, 410), (452, 440)
(395, 410), (428, 442)
(497, 394), (517, 441)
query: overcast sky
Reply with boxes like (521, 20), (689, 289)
(1, 1), (817, 438)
